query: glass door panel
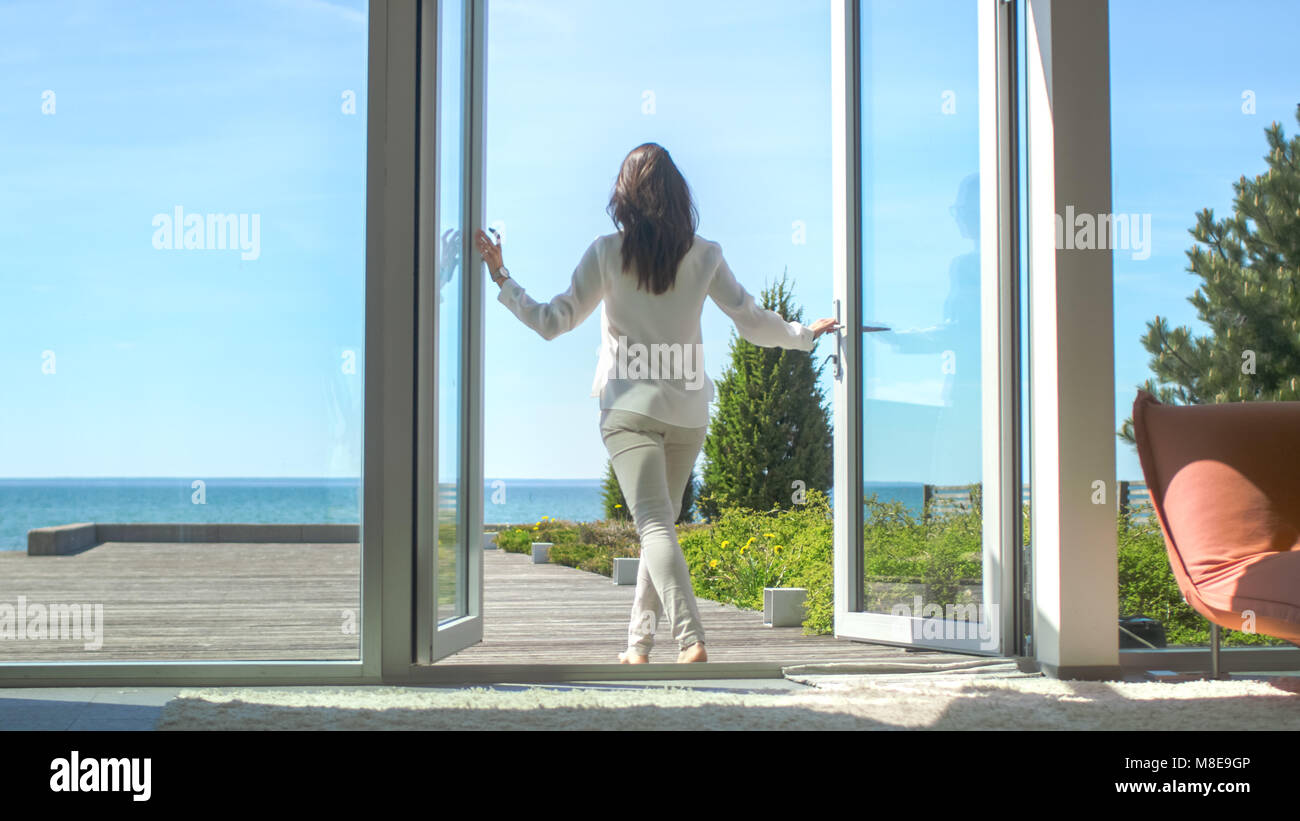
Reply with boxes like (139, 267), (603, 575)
(834, 0), (1005, 652)
(419, 0), (483, 662)
(436, 0), (466, 625)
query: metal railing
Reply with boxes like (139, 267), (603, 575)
(918, 481), (1152, 521)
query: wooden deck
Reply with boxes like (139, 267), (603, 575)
(0, 542), (980, 668)
(0, 542), (360, 661)
(446, 549), (970, 666)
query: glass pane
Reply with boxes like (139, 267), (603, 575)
(436, 0), (466, 623)
(0, 2), (368, 661)
(858, 0), (985, 640)
(1110, 0), (1298, 650)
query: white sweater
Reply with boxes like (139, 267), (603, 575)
(495, 232), (818, 428)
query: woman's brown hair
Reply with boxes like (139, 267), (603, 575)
(606, 143), (699, 294)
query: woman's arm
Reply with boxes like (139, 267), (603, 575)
(707, 246), (820, 350)
(486, 235), (604, 341)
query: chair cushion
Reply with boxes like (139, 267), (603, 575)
(1132, 391), (1300, 642)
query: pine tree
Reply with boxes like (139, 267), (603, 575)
(601, 458), (696, 524)
(1120, 105), (1300, 443)
(697, 269), (833, 519)
(601, 460), (630, 521)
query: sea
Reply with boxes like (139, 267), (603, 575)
(0, 478), (931, 551)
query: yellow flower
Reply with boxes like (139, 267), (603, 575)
(764, 533), (776, 539)
(739, 544), (748, 555)
(614, 504), (622, 509)
(721, 540), (730, 549)
(745, 537), (756, 547)
(542, 515), (549, 520)
(774, 545), (783, 553)
(708, 559), (719, 569)
(532, 525), (539, 530)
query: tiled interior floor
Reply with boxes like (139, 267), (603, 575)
(0, 688), (180, 731)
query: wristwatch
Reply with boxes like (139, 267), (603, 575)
(493, 265), (510, 285)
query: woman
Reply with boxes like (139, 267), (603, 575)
(475, 143), (839, 664)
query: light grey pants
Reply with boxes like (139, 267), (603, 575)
(599, 408), (708, 655)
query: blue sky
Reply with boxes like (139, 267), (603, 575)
(0, 0), (1296, 484)
(1109, 0), (1300, 479)
(0, 0), (368, 478)
(481, 0), (836, 480)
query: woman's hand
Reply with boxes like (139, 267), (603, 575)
(475, 228), (505, 281)
(809, 318), (842, 339)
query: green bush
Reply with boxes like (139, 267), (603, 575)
(861, 491), (982, 613)
(677, 489), (980, 636)
(679, 488), (834, 634)
(495, 517), (579, 555)
(494, 491), (1288, 649)
(551, 519), (640, 575)
(1118, 509), (1286, 647)
(576, 518), (640, 551)
(600, 460), (632, 522)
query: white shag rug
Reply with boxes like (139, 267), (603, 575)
(156, 674), (1300, 731)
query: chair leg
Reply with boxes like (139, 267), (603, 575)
(1210, 622), (1222, 679)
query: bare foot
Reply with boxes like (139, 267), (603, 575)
(618, 649), (649, 664)
(677, 642), (707, 663)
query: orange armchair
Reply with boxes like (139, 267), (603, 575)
(1131, 390), (1300, 674)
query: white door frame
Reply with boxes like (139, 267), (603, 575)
(375, 0), (421, 683)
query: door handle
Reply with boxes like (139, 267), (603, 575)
(831, 298), (843, 381)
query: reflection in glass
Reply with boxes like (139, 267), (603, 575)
(858, 0), (984, 637)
